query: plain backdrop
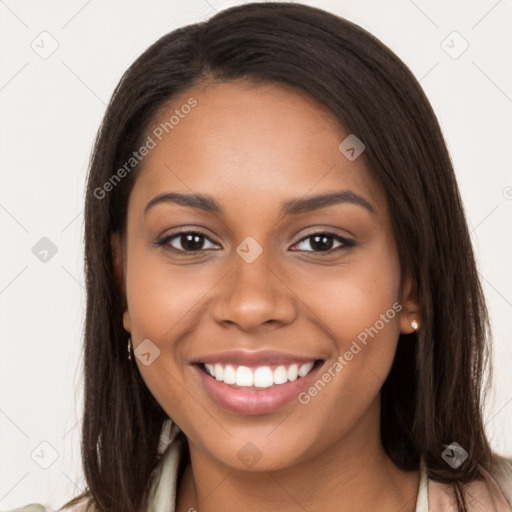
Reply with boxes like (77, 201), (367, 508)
(1, 0), (511, 509)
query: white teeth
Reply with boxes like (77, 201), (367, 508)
(214, 363), (224, 381)
(287, 364), (298, 381)
(254, 366), (273, 388)
(298, 361), (314, 377)
(205, 363), (215, 377)
(202, 360), (316, 387)
(273, 365), (288, 384)
(235, 366), (254, 386)
(223, 364), (236, 384)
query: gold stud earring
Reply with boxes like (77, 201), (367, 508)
(411, 319), (419, 331)
(127, 336), (132, 360)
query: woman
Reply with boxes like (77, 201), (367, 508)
(11, 2), (512, 511)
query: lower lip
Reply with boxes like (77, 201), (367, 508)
(192, 362), (323, 415)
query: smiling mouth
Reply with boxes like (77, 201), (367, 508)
(195, 360), (324, 389)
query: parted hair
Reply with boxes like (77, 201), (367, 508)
(62, 3), (493, 511)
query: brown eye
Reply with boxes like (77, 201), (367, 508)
(157, 231), (220, 252)
(291, 232), (354, 253)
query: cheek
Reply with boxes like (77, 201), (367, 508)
(290, 264), (402, 449)
(125, 252), (212, 341)
(304, 250), (402, 387)
(123, 242), (211, 382)
(124, 255), (214, 423)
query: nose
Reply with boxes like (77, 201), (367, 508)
(212, 247), (298, 332)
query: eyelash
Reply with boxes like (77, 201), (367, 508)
(155, 229), (355, 254)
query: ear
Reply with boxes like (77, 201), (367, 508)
(399, 271), (421, 335)
(111, 233), (131, 333)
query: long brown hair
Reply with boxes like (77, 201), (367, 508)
(61, 3), (493, 511)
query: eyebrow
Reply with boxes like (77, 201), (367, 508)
(144, 190), (376, 216)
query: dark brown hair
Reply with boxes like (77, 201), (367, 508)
(61, 3), (494, 511)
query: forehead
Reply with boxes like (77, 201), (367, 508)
(131, 80), (387, 220)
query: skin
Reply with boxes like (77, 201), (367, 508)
(113, 81), (422, 512)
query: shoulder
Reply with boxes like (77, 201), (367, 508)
(1, 506), (48, 512)
(428, 453), (512, 511)
(2, 497), (93, 512)
(489, 453), (512, 505)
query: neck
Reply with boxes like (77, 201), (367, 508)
(176, 401), (419, 512)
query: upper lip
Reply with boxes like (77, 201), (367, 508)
(190, 350), (322, 367)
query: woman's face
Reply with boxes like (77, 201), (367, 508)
(116, 81), (419, 471)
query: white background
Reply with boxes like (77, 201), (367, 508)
(1, 0), (511, 509)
